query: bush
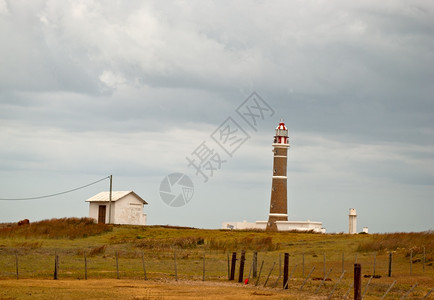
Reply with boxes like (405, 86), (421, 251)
(0, 217), (112, 240)
(357, 231), (433, 254)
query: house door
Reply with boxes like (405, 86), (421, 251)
(98, 205), (106, 224)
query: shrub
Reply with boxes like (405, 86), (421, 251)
(0, 217), (112, 240)
(357, 231), (433, 254)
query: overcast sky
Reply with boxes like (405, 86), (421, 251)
(1, 0), (433, 233)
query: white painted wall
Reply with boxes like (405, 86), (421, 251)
(89, 202), (105, 223)
(222, 220), (325, 233)
(114, 195), (147, 225)
(88, 193), (146, 225)
(222, 220), (266, 230)
(276, 221), (326, 233)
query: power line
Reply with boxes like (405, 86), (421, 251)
(0, 176), (110, 201)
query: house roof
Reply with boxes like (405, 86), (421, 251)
(86, 191), (148, 204)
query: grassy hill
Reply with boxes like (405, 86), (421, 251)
(0, 218), (431, 253)
(0, 218), (432, 299)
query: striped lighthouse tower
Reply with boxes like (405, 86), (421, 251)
(266, 121), (290, 231)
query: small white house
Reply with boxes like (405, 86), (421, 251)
(86, 191), (147, 225)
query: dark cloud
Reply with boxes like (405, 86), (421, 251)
(0, 0), (433, 232)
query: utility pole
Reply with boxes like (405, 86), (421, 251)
(108, 175), (112, 224)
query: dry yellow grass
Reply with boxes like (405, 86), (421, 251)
(0, 221), (432, 299)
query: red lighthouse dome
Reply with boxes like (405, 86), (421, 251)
(273, 121), (289, 145)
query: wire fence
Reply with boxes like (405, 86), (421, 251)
(1, 247), (432, 298)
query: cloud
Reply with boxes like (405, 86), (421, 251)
(0, 0), (8, 15)
(291, 133), (434, 186)
(0, 0), (433, 231)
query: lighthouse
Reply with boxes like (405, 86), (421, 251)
(222, 120), (326, 233)
(349, 208), (357, 234)
(266, 121), (290, 231)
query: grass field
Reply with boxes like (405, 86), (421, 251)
(0, 218), (432, 299)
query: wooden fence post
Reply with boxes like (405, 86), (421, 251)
(230, 252), (236, 281)
(354, 263), (362, 300)
(283, 253), (289, 289)
(54, 253), (59, 280)
(388, 252), (392, 277)
(238, 250), (245, 283)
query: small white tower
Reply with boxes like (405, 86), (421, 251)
(349, 208), (357, 234)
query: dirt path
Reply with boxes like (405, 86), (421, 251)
(0, 279), (317, 299)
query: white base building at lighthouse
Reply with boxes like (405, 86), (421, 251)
(221, 220), (325, 233)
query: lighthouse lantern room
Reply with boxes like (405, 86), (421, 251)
(274, 122), (289, 145)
